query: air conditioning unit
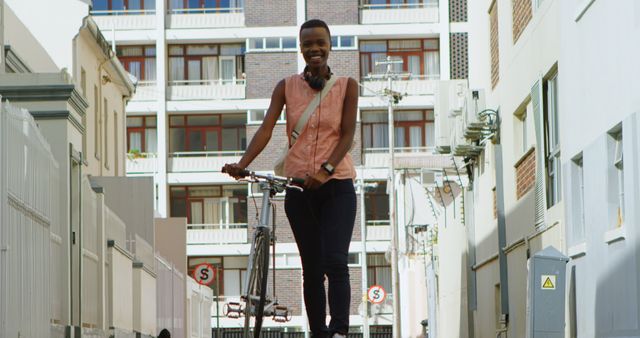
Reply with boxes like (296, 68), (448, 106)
(464, 89), (487, 141)
(449, 82), (467, 116)
(434, 82), (452, 153)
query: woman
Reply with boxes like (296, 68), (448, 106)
(223, 19), (358, 338)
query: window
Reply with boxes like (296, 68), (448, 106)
(117, 46), (156, 82)
(127, 116), (157, 153)
(169, 0), (244, 13)
(361, 110), (434, 150)
(544, 73), (560, 207)
(170, 185), (247, 226)
(81, 68), (87, 157)
(248, 109), (285, 124)
(91, 0), (155, 14)
(608, 128), (624, 228)
(365, 181), (389, 224)
(570, 154), (585, 244)
(360, 39), (439, 79)
(330, 36), (357, 50)
(168, 44), (244, 85)
(104, 99), (109, 169)
(514, 101), (530, 156)
(94, 86), (100, 160)
(367, 254), (391, 293)
(169, 114), (246, 153)
(490, 2), (499, 88)
(247, 37), (297, 52)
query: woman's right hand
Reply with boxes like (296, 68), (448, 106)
(222, 163), (248, 179)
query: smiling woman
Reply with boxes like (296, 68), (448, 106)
(222, 19), (359, 338)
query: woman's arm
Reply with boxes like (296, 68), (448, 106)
(223, 79), (286, 178)
(305, 77), (359, 189)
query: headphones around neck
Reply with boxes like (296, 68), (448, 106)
(304, 66), (332, 91)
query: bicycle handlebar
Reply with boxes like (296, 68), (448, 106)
(222, 168), (305, 189)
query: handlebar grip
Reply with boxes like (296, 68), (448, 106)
(290, 177), (306, 186)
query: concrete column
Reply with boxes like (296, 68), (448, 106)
(155, 0), (168, 217)
(439, 0), (451, 80)
(296, 0), (306, 73)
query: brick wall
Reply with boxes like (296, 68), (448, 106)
(512, 0), (532, 43)
(267, 268), (303, 316)
(349, 266), (363, 315)
(246, 53), (298, 99)
(245, 123), (289, 171)
(306, 0), (359, 25)
(449, 0), (468, 22)
(490, 2), (500, 89)
(245, 0), (297, 27)
(450, 33), (469, 79)
(515, 148), (536, 199)
(329, 51), (360, 81)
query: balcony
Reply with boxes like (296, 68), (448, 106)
(131, 81), (158, 101)
(91, 10), (156, 31)
(359, 2), (439, 24)
(168, 151), (243, 173)
(187, 223), (248, 245)
(167, 79), (245, 101)
(126, 153), (157, 174)
(167, 7), (244, 29)
(366, 220), (391, 241)
(360, 75), (438, 97)
(363, 147), (437, 168)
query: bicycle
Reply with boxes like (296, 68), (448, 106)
(222, 169), (305, 338)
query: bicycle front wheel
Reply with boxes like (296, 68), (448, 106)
(243, 227), (270, 338)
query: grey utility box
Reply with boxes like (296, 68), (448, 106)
(526, 246), (569, 338)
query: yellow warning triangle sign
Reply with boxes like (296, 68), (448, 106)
(543, 277), (555, 289)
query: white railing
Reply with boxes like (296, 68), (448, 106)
(167, 8), (244, 28)
(360, 2), (439, 24)
(91, 10), (156, 30)
(167, 79), (246, 101)
(131, 81), (158, 101)
(360, 75), (439, 97)
(168, 151), (243, 173)
(363, 146), (436, 167)
(366, 220), (392, 241)
(187, 223), (248, 244)
(126, 153), (158, 174)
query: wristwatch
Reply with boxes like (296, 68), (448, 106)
(321, 161), (335, 175)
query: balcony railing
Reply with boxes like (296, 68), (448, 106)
(167, 79), (246, 101)
(168, 151), (243, 173)
(360, 2), (439, 24)
(366, 220), (391, 241)
(187, 223), (248, 245)
(91, 10), (156, 30)
(131, 81), (157, 101)
(126, 152), (157, 174)
(167, 7), (244, 28)
(363, 146), (436, 168)
(360, 75), (438, 97)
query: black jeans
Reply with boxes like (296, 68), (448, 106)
(285, 179), (356, 338)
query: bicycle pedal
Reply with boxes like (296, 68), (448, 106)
(223, 302), (244, 319)
(272, 304), (292, 323)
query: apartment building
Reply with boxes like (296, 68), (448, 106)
(91, 0), (471, 335)
(559, 1), (640, 337)
(446, 0), (564, 337)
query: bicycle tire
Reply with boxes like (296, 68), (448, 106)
(243, 227), (270, 338)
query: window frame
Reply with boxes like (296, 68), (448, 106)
(168, 114), (246, 153)
(359, 39), (439, 79)
(543, 72), (561, 207)
(126, 115), (157, 153)
(168, 44), (244, 84)
(117, 46), (157, 82)
(361, 110), (434, 150)
(91, 0), (155, 13)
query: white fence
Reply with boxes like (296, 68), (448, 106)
(156, 255), (186, 338)
(0, 101), (59, 338)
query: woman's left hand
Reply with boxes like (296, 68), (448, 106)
(304, 169), (330, 190)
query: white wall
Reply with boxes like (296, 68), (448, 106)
(4, 0), (88, 73)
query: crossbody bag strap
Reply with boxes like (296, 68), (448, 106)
(290, 76), (337, 145)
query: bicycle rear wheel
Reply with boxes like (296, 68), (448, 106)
(243, 227), (270, 338)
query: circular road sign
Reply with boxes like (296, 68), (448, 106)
(193, 263), (216, 286)
(367, 285), (387, 304)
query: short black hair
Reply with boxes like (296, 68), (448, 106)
(299, 19), (331, 38)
